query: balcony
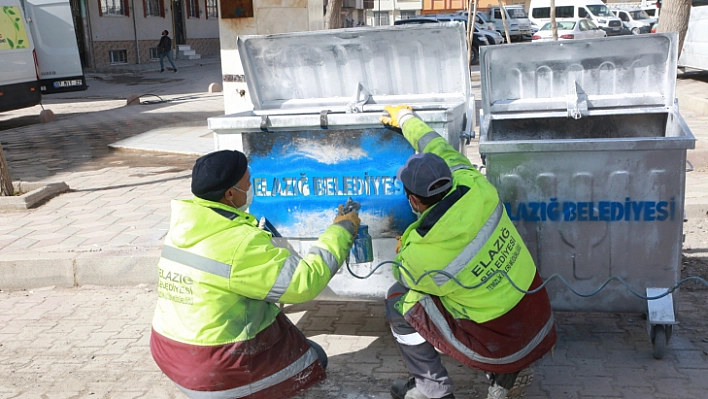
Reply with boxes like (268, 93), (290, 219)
(344, 0), (365, 9)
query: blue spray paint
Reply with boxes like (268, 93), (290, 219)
(244, 128), (416, 238)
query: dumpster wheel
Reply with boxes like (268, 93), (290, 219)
(651, 324), (670, 360)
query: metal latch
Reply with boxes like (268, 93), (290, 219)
(346, 83), (372, 114)
(567, 81), (588, 120)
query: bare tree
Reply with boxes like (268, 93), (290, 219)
(325, 0), (344, 29)
(656, 0), (692, 55)
(0, 142), (13, 196)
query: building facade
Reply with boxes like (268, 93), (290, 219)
(366, 0), (422, 25)
(71, 0), (219, 67)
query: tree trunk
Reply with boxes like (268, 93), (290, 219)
(467, 0), (475, 66)
(0, 143), (13, 196)
(550, 0), (558, 41)
(657, 0), (692, 56)
(325, 0), (344, 29)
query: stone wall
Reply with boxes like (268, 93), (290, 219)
(91, 41), (138, 68)
(90, 38), (220, 67)
(185, 38), (221, 57)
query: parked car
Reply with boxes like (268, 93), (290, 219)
(474, 26), (504, 44)
(420, 14), (503, 44)
(454, 10), (503, 32)
(532, 18), (608, 41)
(394, 16), (490, 64)
(612, 9), (654, 34)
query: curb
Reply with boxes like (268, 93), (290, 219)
(0, 182), (70, 211)
(0, 250), (160, 290)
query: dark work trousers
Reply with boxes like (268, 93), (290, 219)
(386, 283), (522, 396)
(385, 283), (454, 398)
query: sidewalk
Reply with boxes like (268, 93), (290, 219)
(0, 57), (707, 398)
(84, 55), (222, 77)
(0, 285), (706, 399)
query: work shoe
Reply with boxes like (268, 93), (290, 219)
(174, 69), (178, 73)
(390, 378), (455, 399)
(507, 368), (533, 399)
(160, 69), (164, 73)
(486, 368), (534, 399)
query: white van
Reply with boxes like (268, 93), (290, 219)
(0, 0), (41, 112)
(529, 0), (624, 36)
(679, 0), (708, 72)
(22, 0), (86, 93)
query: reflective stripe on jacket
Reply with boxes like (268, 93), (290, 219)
(393, 118), (556, 372)
(151, 197), (353, 397)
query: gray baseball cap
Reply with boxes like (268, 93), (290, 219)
(396, 153), (452, 197)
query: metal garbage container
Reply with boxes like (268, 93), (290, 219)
(478, 33), (695, 358)
(208, 23), (474, 301)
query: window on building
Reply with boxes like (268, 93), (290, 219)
(206, 0), (218, 18)
(109, 49), (127, 64)
(374, 11), (389, 26)
(399, 10), (416, 20)
(144, 0), (164, 17)
(187, 0), (200, 18)
(99, 0), (129, 16)
(150, 47), (161, 59)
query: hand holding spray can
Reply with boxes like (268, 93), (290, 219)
(342, 197), (373, 263)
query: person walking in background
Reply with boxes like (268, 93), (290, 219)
(158, 30), (177, 73)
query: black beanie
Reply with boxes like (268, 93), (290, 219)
(191, 150), (248, 201)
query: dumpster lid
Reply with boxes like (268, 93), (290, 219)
(480, 33), (678, 119)
(237, 23), (471, 113)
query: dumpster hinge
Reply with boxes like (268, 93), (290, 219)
(320, 110), (330, 129)
(567, 82), (588, 120)
(346, 83), (372, 114)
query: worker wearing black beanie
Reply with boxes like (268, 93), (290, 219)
(191, 150), (248, 202)
(152, 149), (362, 399)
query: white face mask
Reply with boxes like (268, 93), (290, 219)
(408, 199), (421, 219)
(233, 185), (254, 212)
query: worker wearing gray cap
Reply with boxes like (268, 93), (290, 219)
(380, 105), (556, 399)
(150, 149), (360, 399)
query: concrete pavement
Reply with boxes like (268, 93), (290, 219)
(0, 285), (707, 398)
(0, 56), (707, 398)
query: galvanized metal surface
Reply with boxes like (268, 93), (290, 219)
(209, 24), (472, 300)
(479, 33), (696, 312)
(646, 288), (677, 325)
(479, 33), (678, 121)
(237, 23), (470, 113)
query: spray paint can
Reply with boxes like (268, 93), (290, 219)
(349, 224), (373, 263)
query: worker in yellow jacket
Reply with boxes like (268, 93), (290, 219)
(380, 106), (556, 399)
(150, 149), (360, 399)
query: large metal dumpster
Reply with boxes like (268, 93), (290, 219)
(478, 33), (695, 357)
(208, 23), (473, 300)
